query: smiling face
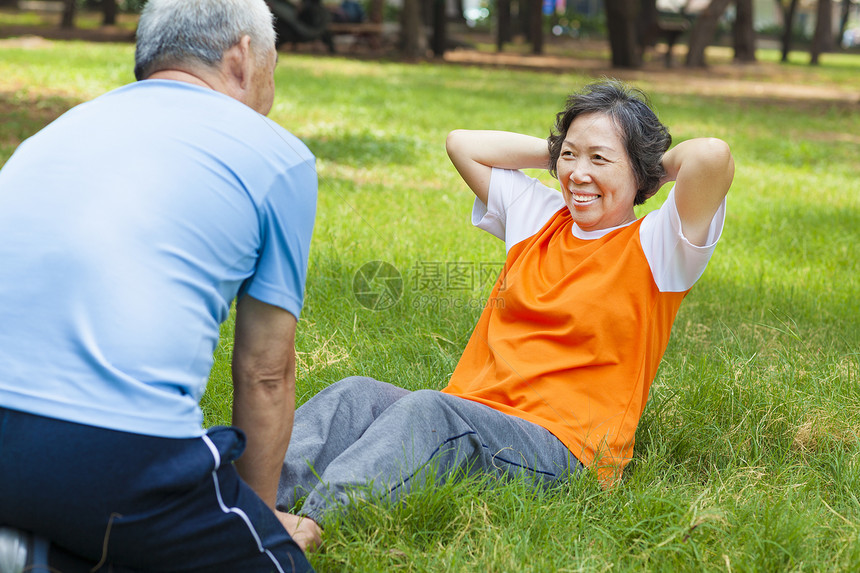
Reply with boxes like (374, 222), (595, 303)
(556, 112), (639, 232)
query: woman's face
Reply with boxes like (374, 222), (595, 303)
(556, 112), (638, 232)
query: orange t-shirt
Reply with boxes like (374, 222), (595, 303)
(442, 207), (688, 482)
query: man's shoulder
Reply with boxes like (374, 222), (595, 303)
(119, 81), (314, 158)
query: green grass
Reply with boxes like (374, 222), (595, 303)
(0, 7), (139, 32)
(0, 40), (858, 572)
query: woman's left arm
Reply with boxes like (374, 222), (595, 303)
(661, 138), (735, 246)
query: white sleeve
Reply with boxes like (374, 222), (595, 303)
(639, 185), (727, 292)
(471, 168), (565, 254)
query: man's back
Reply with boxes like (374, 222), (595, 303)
(0, 79), (316, 439)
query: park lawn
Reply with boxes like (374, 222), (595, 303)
(0, 8), (140, 31)
(0, 39), (858, 572)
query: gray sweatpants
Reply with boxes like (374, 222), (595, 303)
(276, 376), (582, 523)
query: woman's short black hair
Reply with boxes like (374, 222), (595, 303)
(547, 80), (671, 205)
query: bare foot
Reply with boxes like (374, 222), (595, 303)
(276, 511), (323, 553)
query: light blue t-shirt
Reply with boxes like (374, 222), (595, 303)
(0, 80), (317, 438)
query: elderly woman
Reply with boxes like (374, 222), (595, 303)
(278, 80), (734, 550)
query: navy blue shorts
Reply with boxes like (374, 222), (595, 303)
(0, 407), (313, 572)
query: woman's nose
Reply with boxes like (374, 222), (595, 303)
(569, 160), (591, 184)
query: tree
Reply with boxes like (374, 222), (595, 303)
(809, 0), (834, 64)
(369, 0), (384, 23)
(637, 0), (661, 51)
(431, 0), (446, 56)
(733, 0), (757, 62)
(453, 0), (467, 25)
(494, 0), (543, 55)
(61, 0), (77, 29)
(400, 0), (427, 58)
(497, 0), (513, 50)
(103, 0), (118, 26)
(528, 0), (543, 54)
(837, 0), (851, 47)
(774, 0), (800, 62)
(605, 0), (642, 67)
(519, 0), (532, 40)
(685, 0), (731, 67)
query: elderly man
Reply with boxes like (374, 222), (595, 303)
(0, 1), (316, 571)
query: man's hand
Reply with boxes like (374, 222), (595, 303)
(231, 295), (298, 509)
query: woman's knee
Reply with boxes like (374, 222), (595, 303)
(394, 389), (448, 413)
(387, 390), (474, 432)
(320, 376), (389, 399)
(307, 376), (409, 414)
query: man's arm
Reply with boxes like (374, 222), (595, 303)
(231, 294), (298, 510)
(446, 130), (550, 205)
(660, 138), (735, 246)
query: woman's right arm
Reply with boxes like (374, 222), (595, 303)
(445, 130), (551, 205)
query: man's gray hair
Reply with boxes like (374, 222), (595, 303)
(134, 0), (276, 81)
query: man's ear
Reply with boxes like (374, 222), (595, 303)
(220, 35), (255, 95)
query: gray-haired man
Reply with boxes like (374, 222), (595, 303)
(0, 1), (316, 571)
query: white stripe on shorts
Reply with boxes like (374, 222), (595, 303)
(201, 434), (291, 573)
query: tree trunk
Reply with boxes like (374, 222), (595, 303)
(778, 0), (799, 62)
(103, 0), (118, 26)
(497, 0), (513, 50)
(733, 0), (756, 62)
(61, 0), (77, 29)
(838, 0), (850, 48)
(453, 0), (467, 24)
(605, 0), (642, 68)
(638, 0), (661, 50)
(519, 0), (532, 41)
(685, 0), (732, 67)
(421, 0), (434, 29)
(431, 0), (446, 56)
(529, 0), (543, 54)
(400, 0), (427, 58)
(809, 0), (833, 64)
(369, 0), (384, 23)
